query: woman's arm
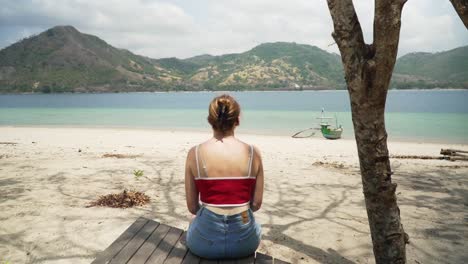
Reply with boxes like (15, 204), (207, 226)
(251, 146), (264, 212)
(185, 147), (200, 215)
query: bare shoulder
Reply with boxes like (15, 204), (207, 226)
(251, 144), (262, 158)
(186, 145), (197, 160)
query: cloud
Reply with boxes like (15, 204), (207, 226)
(0, 0), (195, 56)
(0, 0), (466, 59)
(399, 0), (468, 55)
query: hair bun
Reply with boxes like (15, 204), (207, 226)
(217, 97), (231, 121)
(207, 94), (241, 133)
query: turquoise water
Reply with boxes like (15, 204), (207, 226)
(0, 90), (467, 143)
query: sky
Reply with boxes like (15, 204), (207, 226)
(0, 0), (467, 59)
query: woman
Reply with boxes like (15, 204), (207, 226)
(184, 94), (264, 259)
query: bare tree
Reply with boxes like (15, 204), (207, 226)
(325, 0), (409, 263)
(449, 0), (468, 28)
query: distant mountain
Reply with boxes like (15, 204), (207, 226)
(0, 26), (186, 93)
(392, 46), (468, 89)
(0, 26), (345, 93)
(177, 42), (344, 90)
(0, 26), (466, 93)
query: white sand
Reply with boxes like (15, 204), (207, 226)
(0, 126), (466, 264)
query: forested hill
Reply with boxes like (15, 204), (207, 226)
(0, 26), (171, 93)
(392, 46), (468, 89)
(0, 26), (466, 93)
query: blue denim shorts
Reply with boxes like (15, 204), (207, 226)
(186, 207), (262, 259)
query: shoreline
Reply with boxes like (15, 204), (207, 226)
(1, 124), (467, 145)
(1, 87), (468, 95)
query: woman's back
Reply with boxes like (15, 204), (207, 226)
(194, 139), (257, 208)
(195, 139), (254, 178)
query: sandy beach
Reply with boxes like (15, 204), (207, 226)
(0, 126), (467, 264)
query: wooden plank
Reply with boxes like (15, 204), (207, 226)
(110, 220), (160, 264)
(236, 254), (255, 264)
(272, 259), (289, 264)
(92, 217), (149, 264)
(181, 251), (201, 264)
(128, 223), (171, 264)
(219, 259), (237, 264)
(200, 259), (218, 264)
(163, 232), (189, 264)
(146, 227), (184, 264)
(255, 253), (272, 264)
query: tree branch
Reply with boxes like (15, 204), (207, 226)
(449, 0), (468, 29)
(326, 0), (367, 91)
(371, 0), (406, 98)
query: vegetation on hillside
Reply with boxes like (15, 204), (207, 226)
(392, 46), (468, 89)
(0, 26), (466, 93)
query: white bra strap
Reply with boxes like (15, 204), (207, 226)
(195, 145), (201, 178)
(247, 145), (254, 177)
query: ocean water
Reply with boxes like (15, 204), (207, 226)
(0, 90), (467, 143)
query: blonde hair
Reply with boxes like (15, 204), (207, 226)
(207, 94), (241, 133)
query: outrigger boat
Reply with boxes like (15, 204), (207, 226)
(292, 108), (343, 139)
(317, 109), (343, 139)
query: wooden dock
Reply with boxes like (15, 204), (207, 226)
(91, 217), (289, 264)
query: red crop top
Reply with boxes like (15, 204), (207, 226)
(194, 144), (256, 207)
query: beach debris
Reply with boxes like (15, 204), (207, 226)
(312, 161), (347, 169)
(87, 190), (150, 208)
(440, 149), (468, 161)
(0, 142), (17, 145)
(440, 149), (468, 156)
(102, 153), (140, 159)
(437, 165), (468, 169)
(390, 149), (468, 162)
(78, 149), (82, 152)
(390, 155), (446, 160)
(448, 156), (468, 161)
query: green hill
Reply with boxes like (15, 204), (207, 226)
(180, 42), (344, 90)
(0, 26), (183, 93)
(392, 46), (468, 89)
(0, 25), (466, 93)
(0, 26), (346, 92)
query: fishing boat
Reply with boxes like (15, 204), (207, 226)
(292, 108), (343, 139)
(317, 109), (343, 139)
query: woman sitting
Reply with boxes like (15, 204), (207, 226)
(185, 94), (264, 259)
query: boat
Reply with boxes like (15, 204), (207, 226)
(317, 109), (343, 139)
(320, 123), (343, 139)
(292, 108), (343, 139)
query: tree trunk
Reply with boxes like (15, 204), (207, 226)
(326, 0), (408, 263)
(351, 102), (407, 264)
(449, 0), (468, 29)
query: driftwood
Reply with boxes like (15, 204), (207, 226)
(0, 142), (18, 145)
(391, 155), (448, 160)
(440, 149), (468, 156)
(450, 156), (468, 161)
(391, 149), (468, 161)
(102, 153), (140, 159)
